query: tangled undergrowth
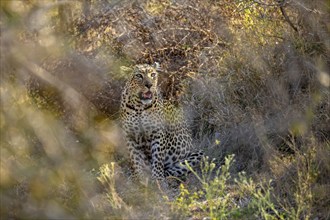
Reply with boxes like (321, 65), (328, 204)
(1, 0), (329, 219)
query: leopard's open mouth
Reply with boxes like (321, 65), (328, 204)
(140, 91), (153, 104)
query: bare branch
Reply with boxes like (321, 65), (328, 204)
(278, 0), (298, 32)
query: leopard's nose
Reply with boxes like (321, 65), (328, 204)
(145, 81), (153, 89)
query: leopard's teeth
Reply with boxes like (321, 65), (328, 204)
(141, 99), (153, 105)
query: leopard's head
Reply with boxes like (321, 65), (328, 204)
(128, 62), (160, 105)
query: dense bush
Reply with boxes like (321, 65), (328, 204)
(1, 0), (329, 219)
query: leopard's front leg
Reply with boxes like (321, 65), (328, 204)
(150, 132), (168, 189)
(127, 139), (149, 183)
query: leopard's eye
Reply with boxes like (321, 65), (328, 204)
(135, 73), (143, 80)
(150, 72), (156, 78)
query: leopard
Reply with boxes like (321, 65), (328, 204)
(120, 62), (203, 189)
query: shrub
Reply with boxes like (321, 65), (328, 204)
(1, 0), (329, 219)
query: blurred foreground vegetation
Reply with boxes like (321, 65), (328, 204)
(1, 0), (329, 219)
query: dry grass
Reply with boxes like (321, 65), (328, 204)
(1, 0), (329, 219)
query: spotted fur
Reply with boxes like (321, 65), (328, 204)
(120, 63), (203, 187)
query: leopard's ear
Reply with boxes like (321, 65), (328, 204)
(152, 62), (161, 71)
(120, 66), (133, 75)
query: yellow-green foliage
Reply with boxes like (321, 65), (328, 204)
(170, 151), (320, 220)
(97, 163), (126, 210)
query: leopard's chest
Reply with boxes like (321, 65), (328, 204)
(123, 109), (164, 138)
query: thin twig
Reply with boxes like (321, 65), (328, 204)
(278, 0), (298, 32)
